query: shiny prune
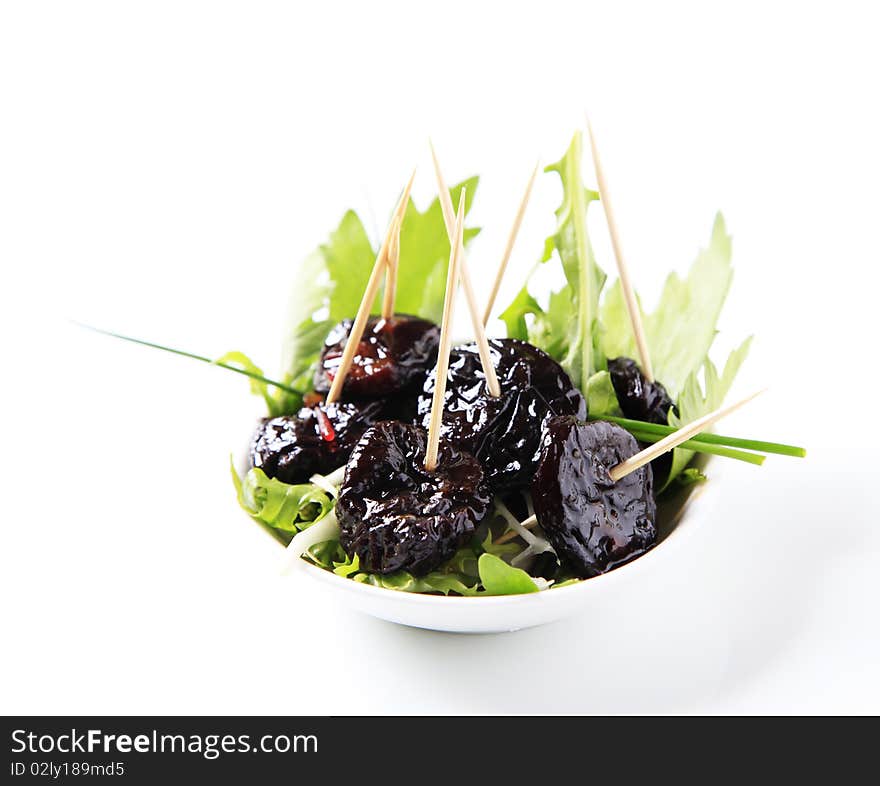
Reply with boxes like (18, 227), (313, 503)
(250, 399), (394, 484)
(313, 314), (440, 399)
(417, 339), (586, 492)
(531, 416), (656, 579)
(337, 421), (491, 576)
(608, 357), (675, 425)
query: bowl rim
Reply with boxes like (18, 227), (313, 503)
(292, 479), (710, 605)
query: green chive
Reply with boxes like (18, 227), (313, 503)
(597, 415), (805, 458)
(626, 430), (766, 466)
(75, 323), (300, 395)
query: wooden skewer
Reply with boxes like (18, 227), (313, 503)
(497, 390), (765, 542)
(324, 172), (416, 405)
(381, 169), (417, 319)
(586, 117), (655, 383)
(381, 216), (401, 319)
(428, 142), (501, 398)
(325, 217), (398, 405)
(482, 162), (539, 325)
(425, 189), (467, 472)
(390, 168), (417, 237)
(495, 514), (537, 545)
(609, 390), (765, 481)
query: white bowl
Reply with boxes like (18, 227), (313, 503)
(282, 469), (711, 634)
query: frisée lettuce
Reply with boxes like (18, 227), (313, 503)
(304, 524), (542, 596)
(232, 132), (762, 590)
(501, 138), (753, 486)
(500, 132), (604, 393)
(86, 128), (802, 597)
(271, 179), (480, 415)
(218, 179), (481, 416)
(231, 460), (335, 544)
(598, 212), (737, 400)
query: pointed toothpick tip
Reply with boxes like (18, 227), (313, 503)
(429, 142), (455, 237)
(431, 144), (500, 396)
(586, 116), (654, 382)
(394, 167), (417, 220)
(481, 161), (539, 325)
(428, 140), (443, 180)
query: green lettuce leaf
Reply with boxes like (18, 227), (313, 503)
(232, 462), (334, 541)
(395, 177), (481, 322)
(499, 133), (604, 392)
(353, 569), (481, 596)
(277, 179), (480, 411)
(672, 467), (709, 489)
(303, 529), (532, 596)
(305, 538), (342, 569)
(498, 285), (540, 342)
(277, 210), (373, 414)
(599, 212), (735, 399)
(477, 553), (539, 595)
(215, 351), (288, 416)
(480, 531), (522, 560)
(547, 134), (605, 390)
(500, 285), (573, 363)
(665, 336), (753, 485)
(304, 541), (482, 596)
(585, 370), (623, 417)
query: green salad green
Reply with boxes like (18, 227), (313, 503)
(499, 131), (758, 487)
(273, 179), (479, 414)
(222, 131), (807, 594)
(91, 132), (804, 596)
(229, 175), (560, 595)
(304, 528), (535, 597)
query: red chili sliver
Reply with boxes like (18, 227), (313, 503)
(315, 408), (336, 442)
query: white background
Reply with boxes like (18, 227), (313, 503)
(2, 1), (878, 714)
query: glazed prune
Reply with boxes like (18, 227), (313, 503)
(313, 314), (440, 399)
(417, 339), (586, 492)
(531, 416), (656, 579)
(337, 421), (490, 575)
(250, 399), (393, 485)
(608, 357), (675, 425)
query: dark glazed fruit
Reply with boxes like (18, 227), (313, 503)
(313, 314), (440, 399)
(531, 416), (656, 578)
(417, 339), (586, 492)
(608, 357), (675, 425)
(337, 421), (490, 575)
(250, 399), (393, 484)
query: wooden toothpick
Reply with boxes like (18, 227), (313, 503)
(586, 118), (655, 382)
(496, 391), (765, 543)
(325, 171), (416, 405)
(325, 215), (399, 405)
(429, 142), (501, 397)
(495, 514), (538, 545)
(482, 162), (539, 325)
(381, 169), (416, 319)
(609, 390), (765, 481)
(424, 189), (467, 472)
(381, 216), (401, 319)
